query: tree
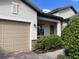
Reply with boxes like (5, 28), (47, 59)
(62, 17), (79, 59)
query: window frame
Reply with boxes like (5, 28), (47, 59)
(37, 23), (44, 36)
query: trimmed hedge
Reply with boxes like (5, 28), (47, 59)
(35, 35), (62, 51)
(62, 17), (79, 59)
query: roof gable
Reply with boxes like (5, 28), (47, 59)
(48, 5), (78, 14)
(21, 0), (63, 20)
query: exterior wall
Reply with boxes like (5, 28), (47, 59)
(62, 21), (68, 30)
(38, 20), (57, 36)
(0, 0), (37, 42)
(53, 8), (76, 19)
(38, 16), (61, 36)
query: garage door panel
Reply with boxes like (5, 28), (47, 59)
(0, 24), (2, 40)
(0, 20), (30, 53)
(0, 21), (3, 44)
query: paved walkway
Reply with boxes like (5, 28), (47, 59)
(39, 49), (65, 59)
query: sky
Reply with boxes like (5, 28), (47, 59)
(32, 0), (79, 13)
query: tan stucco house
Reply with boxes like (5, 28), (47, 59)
(0, 0), (77, 53)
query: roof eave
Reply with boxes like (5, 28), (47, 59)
(48, 6), (78, 14)
(21, 0), (64, 21)
(38, 12), (63, 21)
(21, 0), (42, 13)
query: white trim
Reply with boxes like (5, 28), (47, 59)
(57, 21), (61, 36)
(0, 15), (31, 23)
(30, 23), (32, 51)
(11, 2), (19, 14)
(38, 16), (60, 22)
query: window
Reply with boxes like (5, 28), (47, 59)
(50, 25), (54, 34)
(37, 24), (44, 35)
(11, 2), (19, 14)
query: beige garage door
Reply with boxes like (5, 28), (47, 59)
(0, 20), (30, 53)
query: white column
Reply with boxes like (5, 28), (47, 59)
(57, 21), (61, 36)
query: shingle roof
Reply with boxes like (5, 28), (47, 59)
(48, 5), (78, 14)
(21, 0), (42, 13)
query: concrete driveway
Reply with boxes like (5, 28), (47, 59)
(0, 49), (64, 59)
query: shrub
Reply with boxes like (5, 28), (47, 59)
(62, 17), (79, 59)
(35, 35), (62, 51)
(56, 55), (72, 59)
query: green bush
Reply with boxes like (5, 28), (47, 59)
(56, 55), (72, 59)
(35, 35), (62, 51)
(62, 17), (79, 59)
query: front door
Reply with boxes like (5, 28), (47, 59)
(50, 25), (54, 34)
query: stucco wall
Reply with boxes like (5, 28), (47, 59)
(53, 8), (76, 19)
(62, 21), (68, 30)
(0, 0), (37, 41)
(38, 16), (61, 36)
(38, 20), (57, 35)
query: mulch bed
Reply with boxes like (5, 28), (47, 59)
(33, 48), (63, 54)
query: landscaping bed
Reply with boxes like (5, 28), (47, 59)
(34, 35), (63, 54)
